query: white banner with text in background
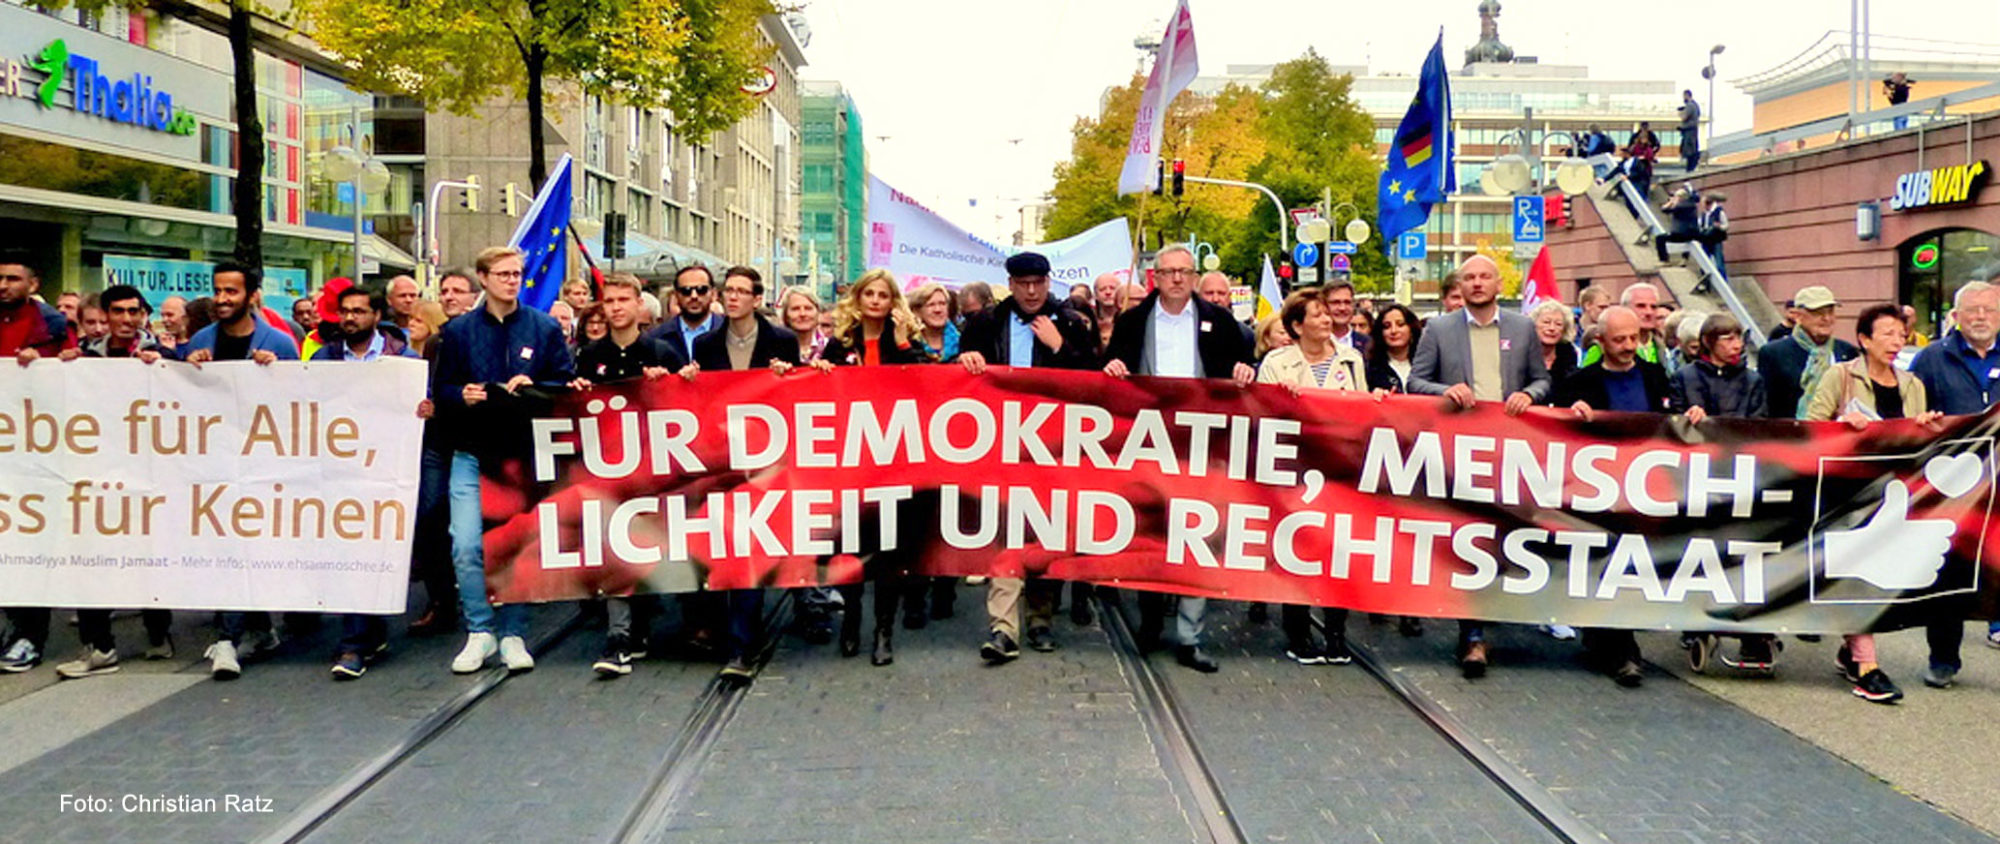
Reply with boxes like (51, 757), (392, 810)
(0, 359), (428, 613)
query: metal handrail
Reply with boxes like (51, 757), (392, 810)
(1612, 178), (1766, 348)
(1706, 79), (2000, 158)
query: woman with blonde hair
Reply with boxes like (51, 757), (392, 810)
(820, 268), (936, 665)
(1254, 316), (1293, 361)
(407, 301), (447, 357)
(824, 269), (928, 366)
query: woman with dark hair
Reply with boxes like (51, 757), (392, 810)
(1803, 304), (1941, 705)
(1363, 302), (1427, 639)
(820, 269), (937, 665)
(573, 302), (608, 348)
(1364, 304), (1423, 396)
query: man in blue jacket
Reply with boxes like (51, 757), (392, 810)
(431, 246), (574, 675)
(184, 263), (300, 365)
(1909, 280), (2000, 686)
(182, 262), (297, 680)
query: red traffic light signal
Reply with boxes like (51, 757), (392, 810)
(1171, 159), (1185, 197)
(1278, 263), (1293, 279)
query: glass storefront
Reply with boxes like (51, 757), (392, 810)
(1899, 228), (2000, 336)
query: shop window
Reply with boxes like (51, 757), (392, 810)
(0, 133), (206, 212)
(1899, 228), (2000, 336)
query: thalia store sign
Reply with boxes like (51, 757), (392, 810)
(5, 38), (196, 136)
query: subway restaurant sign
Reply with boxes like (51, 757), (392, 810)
(1890, 160), (1990, 212)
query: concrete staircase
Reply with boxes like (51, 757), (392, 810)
(1584, 179), (1783, 345)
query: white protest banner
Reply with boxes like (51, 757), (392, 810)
(0, 359), (428, 613)
(866, 175), (1133, 292)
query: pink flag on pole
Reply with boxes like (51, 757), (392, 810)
(1117, 0), (1200, 196)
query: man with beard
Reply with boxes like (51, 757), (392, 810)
(184, 263), (300, 366)
(181, 264), (297, 679)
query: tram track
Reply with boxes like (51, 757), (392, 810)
(255, 592), (794, 844)
(1097, 595), (1607, 844)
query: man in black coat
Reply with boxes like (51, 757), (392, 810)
(1755, 285), (1855, 419)
(1559, 305), (1673, 688)
(1103, 245), (1255, 673)
(681, 267), (799, 686)
(959, 252), (1096, 662)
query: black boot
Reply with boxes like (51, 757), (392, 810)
(871, 626), (894, 666)
(839, 608), (862, 658)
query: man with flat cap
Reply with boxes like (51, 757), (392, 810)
(959, 251), (1097, 661)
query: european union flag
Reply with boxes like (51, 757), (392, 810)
(1378, 36), (1455, 254)
(511, 153), (574, 313)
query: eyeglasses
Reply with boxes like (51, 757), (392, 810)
(676, 285), (711, 296)
(1156, 268), (1197, 278)
(107, 305), (147, 316)
(486, 270), (523, 280)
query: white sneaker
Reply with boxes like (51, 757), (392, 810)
(452, 632), (498, 674)
(1543, 624), (1579, 641)
(499, 636), (534, 673)
(205, 641), (241, 680)
(55, 648), (121, 679)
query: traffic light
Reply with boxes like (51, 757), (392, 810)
(1171, 159), (1185, 198)
(605, 212), (627, 259)
(1153, 161), (1164, 197)
(460, 174), (480, 212)
(501, 182), (520, 218)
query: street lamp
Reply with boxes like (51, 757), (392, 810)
(322, 105), (392, 283)
(1702, 45), (1726, 151)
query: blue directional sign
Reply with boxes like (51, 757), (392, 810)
(1292, 241), (1319, 267)
(1327, 241), (1358, 255)
(1398, 231), (1428, 261)
(1513, 195), (1546, 243)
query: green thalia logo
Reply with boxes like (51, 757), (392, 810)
(25, 38), (196, 136)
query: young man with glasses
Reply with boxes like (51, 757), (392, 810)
(645, 265), (722, 362)
(431, 247), (575, 675)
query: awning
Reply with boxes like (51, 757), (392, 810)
(362, 234), (417, 271)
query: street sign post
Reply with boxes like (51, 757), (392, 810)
(1330, 254), (1352, 272)
(1292, 242), (1320, 268)
(1398, 231), (1428, 262)
(1513, 195), (1546, 244)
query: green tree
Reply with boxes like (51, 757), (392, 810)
(32, 0), (271, 268)
(1044, 50), (1385, 289)
(1045, 79), (1267, 265)
(1229, 50), (1386, 289)
(307, 0), (774, 190)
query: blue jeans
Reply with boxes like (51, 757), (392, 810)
(451, 451), (526, 637)
(338, 614), (388, 654)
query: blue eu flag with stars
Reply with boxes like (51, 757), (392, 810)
(1377, 36), (1454, 254)
(511, 153), (574, 312)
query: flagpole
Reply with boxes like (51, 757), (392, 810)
(1435, 29), (1449, 198)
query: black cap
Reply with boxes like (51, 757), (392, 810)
(1006, 252), (1051, 278)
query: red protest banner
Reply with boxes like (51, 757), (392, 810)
(480, 367), (2000, 634)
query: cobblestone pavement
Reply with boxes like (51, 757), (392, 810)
(0, 590), (1995, 843)
(658, 584), (1197, 844)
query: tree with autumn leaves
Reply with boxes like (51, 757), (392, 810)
(1046, 50), (1391, 289)
(307, 0), (775, 190)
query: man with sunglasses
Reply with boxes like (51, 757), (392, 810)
(645, 265), (723, 362)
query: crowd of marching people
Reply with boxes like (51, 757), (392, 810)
(2, 242), (1996, 706)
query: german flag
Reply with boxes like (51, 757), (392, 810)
(1401, 129), (1434, 168)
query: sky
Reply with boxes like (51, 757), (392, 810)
(797, 0), (1999, 243)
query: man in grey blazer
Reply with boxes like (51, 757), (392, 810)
(1405, 255), (1552, 678)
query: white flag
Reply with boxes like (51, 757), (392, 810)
(1117, 0), (1200, 195)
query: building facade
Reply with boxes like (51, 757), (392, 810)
(428, 13), (807, 287)
(799, 80), (864, 302)
(0, 0), (404, 311)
